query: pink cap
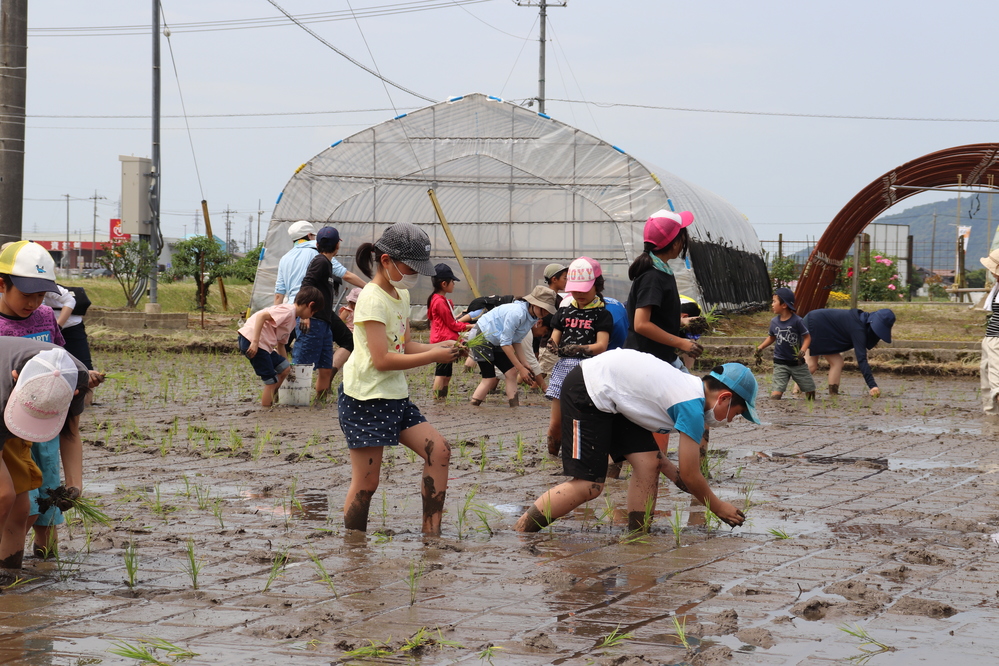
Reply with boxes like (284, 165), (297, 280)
(4, 348), (78, 443)
(565, 256), (602, 292)
(644, 209), (694, 250)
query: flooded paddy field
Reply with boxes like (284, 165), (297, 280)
(3, 350), (999, 665)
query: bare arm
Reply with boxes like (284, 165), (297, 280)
(634, 306), (699, 354)
(343, 271), (366, 289)
(585, 330), (611, 356)
(246, 311), (274, 358)
(60, 413), (83, 492)
(56, 306), (73, 328)
(799, 332), (811, 356)
(677, 432), (744, 527)
(757, 335), (776, 351)
(273, 293), (284, 306)
(364, 321), (457, 371)
(500, 343), (532, 383)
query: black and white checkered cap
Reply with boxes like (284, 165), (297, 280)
(374, 222), (435, 276)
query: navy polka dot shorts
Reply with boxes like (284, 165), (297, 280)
(337, 384), (427, 449)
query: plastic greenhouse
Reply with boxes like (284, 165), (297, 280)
(249, 93), (768, 314)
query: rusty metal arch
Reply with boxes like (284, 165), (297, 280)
(795, 143), (999, 315)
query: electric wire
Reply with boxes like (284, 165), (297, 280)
(499, 15), (537, 99)
(28, 1), (496, 37)
(265, 0), (435, 103)
(160, 4), (205, 201)
(447, 0), (529, 39)
(545, 18), (600, 138)
(546, 99), (999, 124)
(19, 108), (399, 119)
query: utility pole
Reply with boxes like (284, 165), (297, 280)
(63, 194), (70, 268)
(90, 190), (106, 268)
(147, 0), (162, 307)
(194, 209), (200, 236)
(930, 212), (937, 274)
(257, 199), (264, 247)
(515, 0), (566, 115)
(0, 0), (28, 244)
(222, 206), (236, 255)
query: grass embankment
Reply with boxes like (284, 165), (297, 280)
(60, 277), (253, 314)
(707, 302), (987, 342)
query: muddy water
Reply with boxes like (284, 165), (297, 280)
(3, 355), (999, 664)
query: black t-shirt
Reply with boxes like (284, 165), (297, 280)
(553, 303), (614, 348)
(624, 268), (681, 363)
(301, 254), (338, 324)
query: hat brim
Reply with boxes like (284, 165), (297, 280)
(3, 392), (70, 442)
(401, 257), (436, 276)
(741, 402), (761, 425)
(565, 278), (596, 292)
(524, 295), (556, 314)
(9, 275), (58, 294)
(981, 256), (999, 273)
(870, 317), (893, 344)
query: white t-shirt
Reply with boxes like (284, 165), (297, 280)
(580, 348), (706, 442)
(343, 283), (410, 400)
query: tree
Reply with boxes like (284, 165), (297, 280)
(97, 240), (156, 309)
(168, 236), (232, 308)
(229, 242), (264, 283)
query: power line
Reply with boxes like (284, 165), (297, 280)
(264, 0), (435, 103)
(16, 108), (399, 119)
(547, 98), (999, 123)
(28, 1), (496, 37)
(160, 4), (205, 200)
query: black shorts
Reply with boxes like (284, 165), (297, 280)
(434, 362), (453, 377)
(474, 343), (515, 380)
(560, 365), (658, 482)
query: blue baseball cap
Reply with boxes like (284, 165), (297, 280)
(316, 226), (340, 250)
(434, 263), (460, 282)
(709, 363), (760, 424)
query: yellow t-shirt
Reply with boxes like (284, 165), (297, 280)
(343, 283), (410, 400)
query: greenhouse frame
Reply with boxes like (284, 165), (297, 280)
(249, 93), (769, 314)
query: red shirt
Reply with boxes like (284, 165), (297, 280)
(428, 293), (469, 343)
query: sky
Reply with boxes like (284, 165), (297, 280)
(19, 1), (999, 248)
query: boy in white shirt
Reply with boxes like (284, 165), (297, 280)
(515, 348), (757, 533)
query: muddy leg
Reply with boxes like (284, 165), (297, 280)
(546, 399), (561, 455)
(471, 377), (499, 404)
(624, 451), (661, 533)
(0, 490), (29, 570)
(825, 353), (844, 388)
(399, 423), (451, 535)
(344, 448), (383, 532)
(514, 479), (603, 532)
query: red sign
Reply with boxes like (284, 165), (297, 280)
(35, 241), (103, 251)
(110, 218), (130, 241)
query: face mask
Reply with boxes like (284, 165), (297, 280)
(389, 260), (420, 290)
(704, 399), (732, 428)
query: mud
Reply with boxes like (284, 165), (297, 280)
(3, 354), (999, 664)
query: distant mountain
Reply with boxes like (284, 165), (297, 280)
(874, 196), (999, 270)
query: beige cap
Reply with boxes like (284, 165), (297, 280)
(524, 285), (557, 315)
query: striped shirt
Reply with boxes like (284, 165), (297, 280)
(987, 296), (999, 337)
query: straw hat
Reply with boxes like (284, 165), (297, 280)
(981, 248), (999, 274)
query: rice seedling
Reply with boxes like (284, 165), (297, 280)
(473, 501), (502, 536)
(263, 548), (290, 592)
(767, 527), (792, 539)
(405, 446), (417, 463)
(252, 431), (267, 460)
(2, 575), (38, 590)
(541, 495), (554, 533)
(142, 484), (174, 522)
(123, 541), (139, 588)
(36, 488), (111, 528)
(227, 426), (243, 455)
(599, 493), (616, 526)
(405, 559), (425, 606)
(433, 626), (464, 649)
(741, 480), (757, 513)
(458, 439), (468, 459)
(839, 623), (896, 662)
(379, 488), (389, 528)
(306, 549), (338, 597)
(514, 433), (525, 462)
(288, 477), (302, 513)
(343, 640), (394, 659)
(181, 539), (203, 590)
(212, 498), (225, 529)
(401, 626), (433, 653)
(177, 474), (192, 499)
(194, 485), (212, 511)
(54, 543), (89, 581)
(671, 615), (691, 650)
(138, 637), (199, 660)
(298, 430), (320, 460)
(702, 499), (721, 532)
(596, 625), (634, 649)
(477, 644), (503, 664)
(106, 640), (165, 665)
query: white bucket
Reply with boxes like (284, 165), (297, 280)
(278, 364), (313, 406)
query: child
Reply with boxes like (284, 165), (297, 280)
(979, 248), (999, 417)
(237, 286), (323, 407)
(0, 340), (94, 573)
(544, 257), (614, 456)
(755, 288), (816, 400)
(803, 308), (895, 397)
(427, 263), (471, 400)
(677, 296), (703, 371)
(339, 222), (459, 535)
(0, 241), (74, 559)
(333, 287), (362, 375)
(468, 286), (557, 407)
(295, 226), (366, 403)
(515, 348), (756, 533)
(338, 287), (363, 332)
(44, 285), (94, 370)
(625, 209), (704, 370)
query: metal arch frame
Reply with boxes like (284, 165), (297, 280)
(795, 143), (999, 315)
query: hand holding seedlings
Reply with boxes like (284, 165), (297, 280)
(87, 370), (106, 388)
